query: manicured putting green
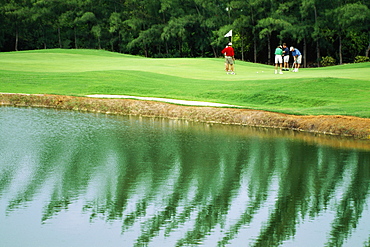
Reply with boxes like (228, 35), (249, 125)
(1, 49), (369, 117)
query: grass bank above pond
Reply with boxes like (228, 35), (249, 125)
(1, 49), (369, 118)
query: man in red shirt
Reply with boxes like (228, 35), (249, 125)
(221, 42), (235, 74)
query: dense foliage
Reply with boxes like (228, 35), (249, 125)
(1, 0), (369, 65)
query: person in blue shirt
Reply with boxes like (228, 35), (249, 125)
(290, 46), (302, 72)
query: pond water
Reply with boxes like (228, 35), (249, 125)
(0, 106), (370, 247)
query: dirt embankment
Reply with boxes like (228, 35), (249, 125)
(1, 93), (370, 140)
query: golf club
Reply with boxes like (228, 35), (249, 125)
(290, 60), (295, 72)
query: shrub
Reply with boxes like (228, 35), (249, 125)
(354, 56), (370, 63)
(320, 56), (336, 67)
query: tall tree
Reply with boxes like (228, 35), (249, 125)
(257, 17), (291, 64)
(332, 3), (370, 63)
(2, 0), (32, 51)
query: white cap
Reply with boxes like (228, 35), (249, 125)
(228, 42), (232, 46)
(290, 46), (294, 51)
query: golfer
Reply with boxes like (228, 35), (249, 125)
(221, 42), (235, 75)
(223, 45), (229, 71)
(290, 46), (302, 72)
(282, 43), (290, 71)
(274, 45), (283, 74)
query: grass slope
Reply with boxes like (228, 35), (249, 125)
(1, 49), (369, 117)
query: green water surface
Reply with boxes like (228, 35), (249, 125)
(0, 107), (369, 247)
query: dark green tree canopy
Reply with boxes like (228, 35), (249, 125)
(0, 0), (369, 65)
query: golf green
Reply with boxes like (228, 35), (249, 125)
(1, 49), (369, 117)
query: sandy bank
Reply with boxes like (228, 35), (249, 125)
(1, 93), (370, 140)
(86, 94), (240, 107)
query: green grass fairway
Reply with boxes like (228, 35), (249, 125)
(1, 49), (369, 117)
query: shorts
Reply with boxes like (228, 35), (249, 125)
(295, 55), (302, 64)
(284, 55), (289, 63)
(225, 57), (234, 65)
(275, 55), (282, 64)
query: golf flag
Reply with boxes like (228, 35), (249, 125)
(224, 30), (232, 37)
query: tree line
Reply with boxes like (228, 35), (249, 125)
(1, 0), (369, 66)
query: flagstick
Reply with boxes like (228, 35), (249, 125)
(223, 30), (234, 74)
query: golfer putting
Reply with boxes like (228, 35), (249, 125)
(290, 46), (302, 72)
(221, 42), (235, 75)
